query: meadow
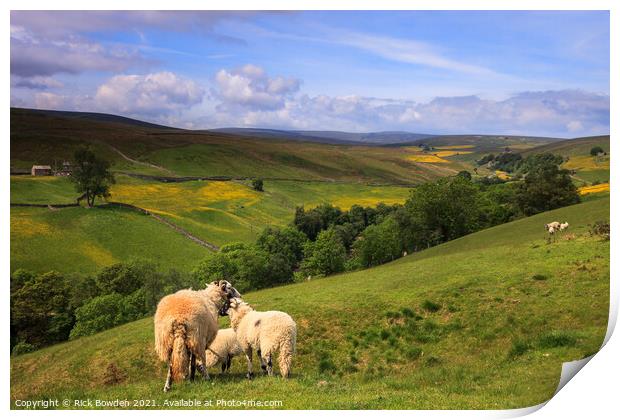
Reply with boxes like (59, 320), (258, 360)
(10, 197), (609, 409)
(10, 175), (412, 273)
(10, 206), (209, 274)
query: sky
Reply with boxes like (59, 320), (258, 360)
(10, 10), (610, 137)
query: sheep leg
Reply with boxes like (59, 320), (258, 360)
(266, 354), (274, 377)
(163, 364), (173, 392)
(221, 360), (227, 373)
(226, 354), (232, 371)
(258, 349), (267, 373)
(189, 353), (196, 382)
(245, 349), (254, 380)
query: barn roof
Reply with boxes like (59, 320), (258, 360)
(32, 165), (52, 170)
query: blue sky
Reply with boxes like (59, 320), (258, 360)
(10, 11), (610, 137)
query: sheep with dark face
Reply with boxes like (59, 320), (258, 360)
(226, 298), (297, 379)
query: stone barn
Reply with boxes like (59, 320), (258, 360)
(31, 165), (52, 176)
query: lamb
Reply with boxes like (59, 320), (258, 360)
(154, 280), (240, 392)
(226, 297), (297, 379)
(559, 222), (569, 231)
(547, 225), (557, 242)
(204, 328), (243, 373)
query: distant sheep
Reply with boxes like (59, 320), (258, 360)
(559, 222), (569, 231)
(227, 298), (297, 379)
(545, 221), (561, 231)
(204, 328), (243, 373)
(154, 281), (240, 392)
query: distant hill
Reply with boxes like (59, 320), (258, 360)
(210, 128), (436, 145)
(10, 107), (462, 184)
(386, 134), (563, 149)
(12, 107), (178, 131)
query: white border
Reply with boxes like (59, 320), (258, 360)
(3, 1), (616, 419)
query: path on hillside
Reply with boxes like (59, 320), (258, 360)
(107, 145), (177, 176)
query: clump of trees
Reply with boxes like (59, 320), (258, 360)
(477, 152), (564, 177)
(11, 260), (195, 353)
(590, 146), (604, 156)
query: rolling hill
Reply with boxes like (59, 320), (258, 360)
(10, 196), (610, 409)
(523, 135), (611, 186)
(10, 175), (412, 274)
(10, 107), (463, 184)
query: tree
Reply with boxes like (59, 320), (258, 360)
(457, 170), (472, 180)
(256, 226), (307, 268)
(69, 148), (115, 207)
(590, 146), (604, 156)
(352, 216), (403, 268)
(11, 271), (73, 347)
(405, 176), (482, 243)
(300, 228), (347, 276)
(69, 293), (127, 339)
(516, 163), (580, 216)
(252, 179), (264, 191)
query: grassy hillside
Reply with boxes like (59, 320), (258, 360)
(10, 175), (412, 273)
(10, 197), (609, 409)
(10, 205), (209, 275)
(11, 108), (466, 184)
(524, 135), (610, 186)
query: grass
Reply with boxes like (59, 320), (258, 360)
(10, 175), (412, 259)
(10, 196), (610, 409)
(10, 206), (209, 275)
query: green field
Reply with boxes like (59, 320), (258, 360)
(10, 175), (412, 273)
(10, 206), (209, 275)
(10, 197), (610, 409)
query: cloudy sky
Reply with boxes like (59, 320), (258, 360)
(10, 11), (609, 137)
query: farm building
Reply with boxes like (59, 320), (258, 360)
(31, 165), (52, 176)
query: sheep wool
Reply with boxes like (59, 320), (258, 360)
(204, 328), (243, 373)
(228, 298), (297, 378)
(154, 281), (239, 392)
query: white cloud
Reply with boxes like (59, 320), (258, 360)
(34, 92), (67, 109)
(213, 65), (300, 111)
(94, 72), (205, 116)
(206, 86), (609, 138)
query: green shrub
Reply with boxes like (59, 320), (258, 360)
(11, 341), (37, 356)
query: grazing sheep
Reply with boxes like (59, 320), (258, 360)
(547, 225), (557, 242)
(204, 328), (243, 373)
(154, 281), (240, 392)
(559, 222), (569, 231)
(545, 221), (561, 231)
(226, 298), (297, 379)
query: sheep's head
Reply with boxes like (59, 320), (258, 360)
(207, 280), (241, 316)
(228, 297), (249, 312)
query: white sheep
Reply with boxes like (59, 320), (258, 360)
(204, 328), (243, 373)
(545, 221), (561, 231)
(154, 281), (240, 392)
(559, 222), (569, 231)
(227, 298), (297, 379)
